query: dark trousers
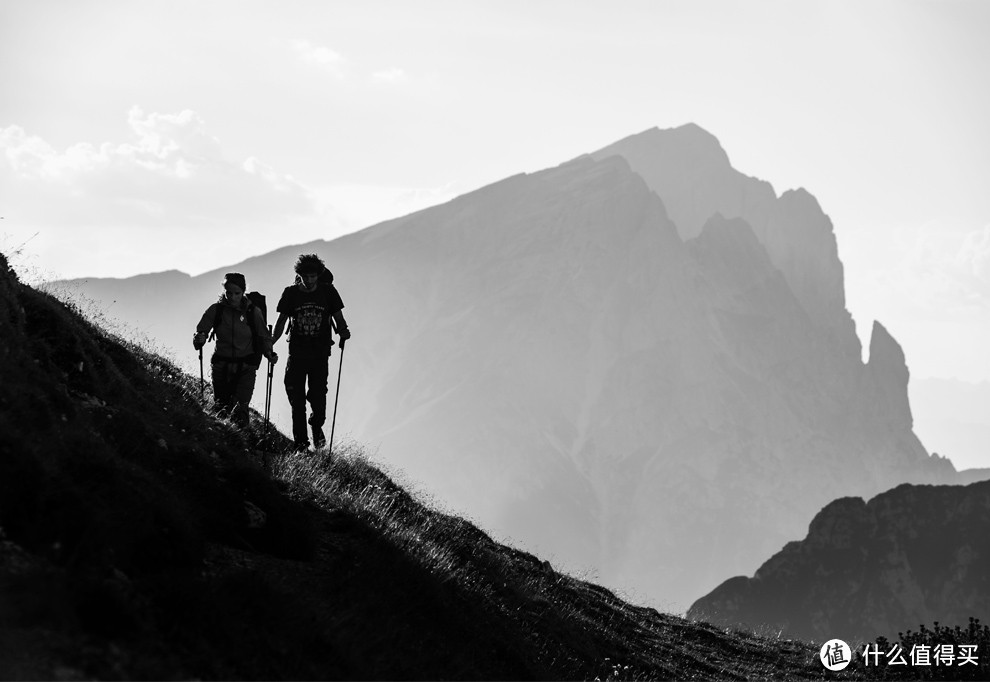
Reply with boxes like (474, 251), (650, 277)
(284, 351), (330, 444)
(211, 357), (258, 427)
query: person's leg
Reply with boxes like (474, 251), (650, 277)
(306, 353), (330, 447)
(284, 354), (310, 447)
(231, 364), (258, 428)
(211, 359), (235, 419)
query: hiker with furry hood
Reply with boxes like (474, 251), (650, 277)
(193, 272), (276, 427)
(272, 254), (350, 450)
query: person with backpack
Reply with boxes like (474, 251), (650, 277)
(192, 272), (277, 428)
(272, 254), (350, 450)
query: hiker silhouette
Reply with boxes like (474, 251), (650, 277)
(272, 254), (350, 450)
(193, 272), (276, 428)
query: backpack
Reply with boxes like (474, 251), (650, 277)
(209, 291), (268, 365)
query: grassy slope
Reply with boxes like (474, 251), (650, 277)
(0, 253), (850, 680)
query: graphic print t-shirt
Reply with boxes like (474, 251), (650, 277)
(276, 283), (344, 354)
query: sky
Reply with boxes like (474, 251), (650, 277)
(1, 1), (989, 462)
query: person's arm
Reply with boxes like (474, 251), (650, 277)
(254, 307), (276, 362)
(272, 312), (290, 344)
(193, 304), (215, 350)
(331, 310), (350, 345)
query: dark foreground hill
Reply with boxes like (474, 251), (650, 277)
(689, 481), (990, 645)
(0, 253), (862, 679)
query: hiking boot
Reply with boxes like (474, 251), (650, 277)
(312, 426), (326, 449)
(293, 439), (311, 452)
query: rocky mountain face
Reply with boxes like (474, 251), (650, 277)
(687, 481), (990, 644)
(591, 125), (856, 358)
(60, 125), (958, 611)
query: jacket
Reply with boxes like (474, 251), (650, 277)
(196, 296), (273, 365)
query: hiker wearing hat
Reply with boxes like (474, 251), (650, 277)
(193, 273), (276, 427)
(272, 254), (350, 450)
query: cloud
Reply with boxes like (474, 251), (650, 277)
(0, 107), (321, 228)
(287, 40), (417, 86)
(874, 223), (990, 317)
(290, 39), (346, 76)
(125, 107), (224, 161)
(957, 225), (990, 284)
(372, 67), (406, 83)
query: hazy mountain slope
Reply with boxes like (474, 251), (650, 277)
(688, 481), (990, 645)
(58, 126), (957, 612)
(1, 250), (840, 680)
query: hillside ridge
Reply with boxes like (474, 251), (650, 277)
(0, 249), (840, 680)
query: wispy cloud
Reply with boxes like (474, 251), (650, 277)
(957, 225), (990, 285)
(0, 107), (321, 226)
(873, 223), (990, 317)
(289, 39), (346, 76)
(0, 108), (354, 280)
(286, 39), (418, 86)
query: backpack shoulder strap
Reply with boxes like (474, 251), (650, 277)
(245, 300), (261, 354)
(208, 302), (223, 342)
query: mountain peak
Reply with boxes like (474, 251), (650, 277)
(591, 125), (859, 354)
(596, 123), (732, 173)
(867, 320), (914, 430)
(589, 124), (769, 244)
(868, 321), (904, 367)
(652, 123), (730, 158)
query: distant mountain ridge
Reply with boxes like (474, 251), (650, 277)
(60, 124), (958, 610)
(688, 480), (990, 644)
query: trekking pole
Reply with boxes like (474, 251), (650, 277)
(199, 347), (205, 403)
(329, 336), (345, 454)
(264, 325), (273, 439)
